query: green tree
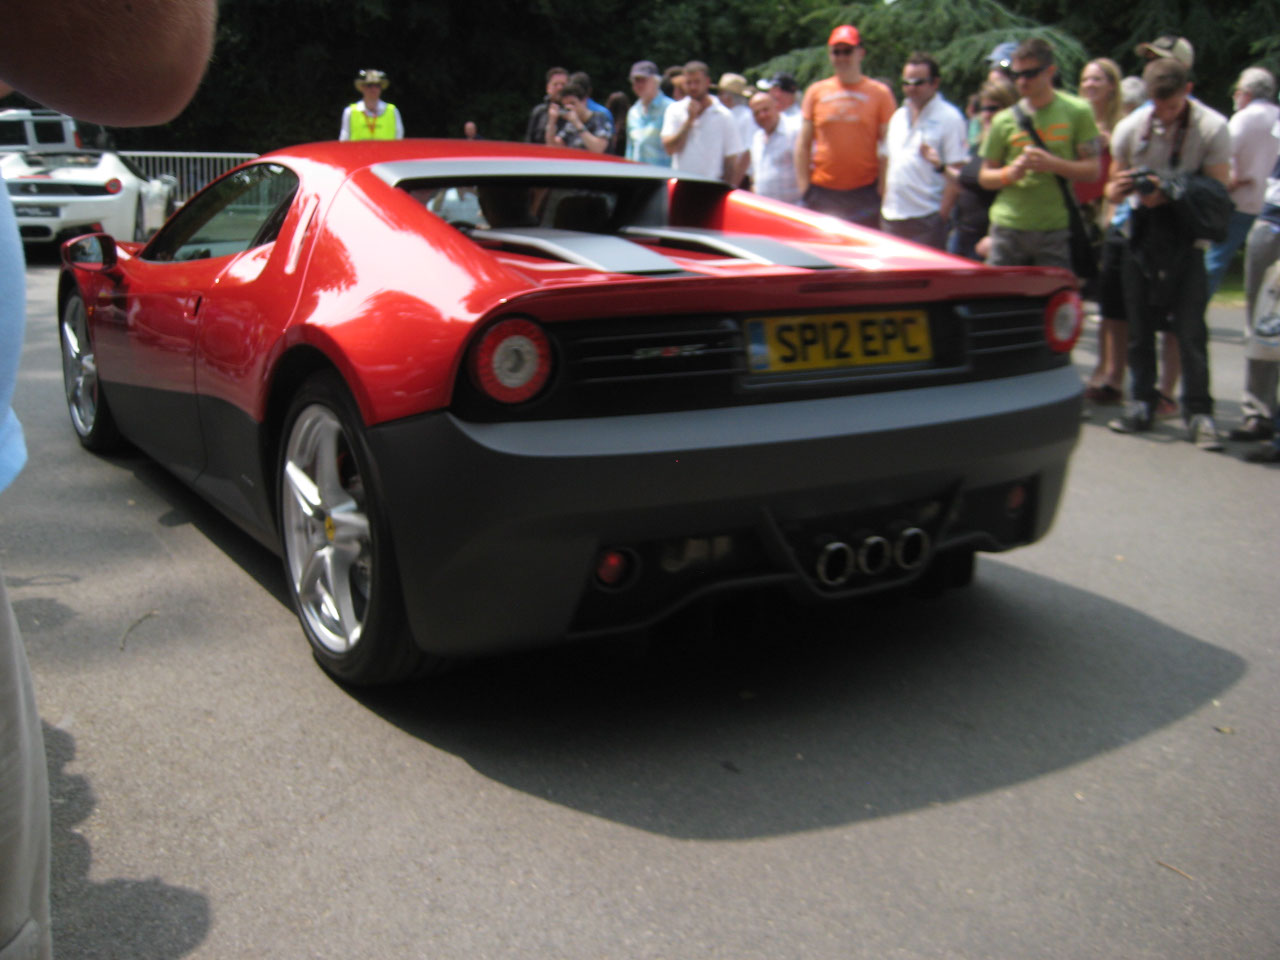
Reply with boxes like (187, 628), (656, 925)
(747, 0), (1089, 108)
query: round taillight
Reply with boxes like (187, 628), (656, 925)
(1044, 290), (1083, 353)
(104, 178), (122, 194)
(471, 317), (552, 404)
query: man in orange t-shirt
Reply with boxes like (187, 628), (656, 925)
(795, 24), (896, 227)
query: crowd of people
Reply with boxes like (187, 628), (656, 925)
(340, 30), (1280, 462)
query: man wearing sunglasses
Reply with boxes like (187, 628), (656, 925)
(794, 24), (896, 227)
(978, 37), (1100, 269)
(880, 52), (968, 249)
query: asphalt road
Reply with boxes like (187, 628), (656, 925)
(6, 260), (1279, 959)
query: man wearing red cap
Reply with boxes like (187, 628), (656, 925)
(794, 24), (896, 226)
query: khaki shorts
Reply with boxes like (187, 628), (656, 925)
(986, 223), (1072, 271)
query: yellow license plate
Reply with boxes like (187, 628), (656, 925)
(745, 310), (932, 373)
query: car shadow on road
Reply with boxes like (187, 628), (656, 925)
(88, 452), (1246, 843)
(355, 563), (1244, 841)
(44, 723), (211, 958)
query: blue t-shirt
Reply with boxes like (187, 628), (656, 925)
(626, 93), (674, 167)
(0, 177), (27, 494)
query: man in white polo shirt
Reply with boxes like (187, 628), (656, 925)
(748, 91), (801, 204)
(661, 60), (747, 183)
(880, 51), (968, 249)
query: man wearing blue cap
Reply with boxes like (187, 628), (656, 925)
(626, 61), (674, 167)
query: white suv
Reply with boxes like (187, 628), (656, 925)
(0, 108), (84, 152)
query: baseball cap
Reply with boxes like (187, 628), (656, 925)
(1134, 35), (1194, 68)
(828, 25), (861, 47)
(986, 41), (1018, 67)
(629, 60), (660, 79)
(757, 71), (798, 94)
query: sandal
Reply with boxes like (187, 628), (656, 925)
(1155, 392), (1179, 419)
(1083, 384), (1123, 405)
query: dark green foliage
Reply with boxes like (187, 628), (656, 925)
(0, 0), (1270, 153)
(95, 0), (823, 153)
(750, 0), (1089, 111)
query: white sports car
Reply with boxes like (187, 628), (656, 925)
(2, 149), (176, 244)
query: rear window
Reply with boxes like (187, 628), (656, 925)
(33, 120), (69, 144)
(402, 179), (644, 233)
(0, 122), (24, 147)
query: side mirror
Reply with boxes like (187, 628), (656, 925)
(60, 232), (119, 273)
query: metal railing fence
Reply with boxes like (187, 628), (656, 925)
(119, 151), (258, 204)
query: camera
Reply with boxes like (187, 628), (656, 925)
(1130, 167), (1163, 196)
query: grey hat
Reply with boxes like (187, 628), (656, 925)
(629, 60), (660, 79)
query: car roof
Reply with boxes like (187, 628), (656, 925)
(258, 139), (721, 187)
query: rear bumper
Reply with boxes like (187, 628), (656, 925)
(12, 196), (127, 243)
(367, 366), (1082, 656)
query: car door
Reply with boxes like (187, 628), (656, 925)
(93, 163), (299, 482)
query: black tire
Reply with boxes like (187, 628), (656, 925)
(59, 292), (122, 452)
(277, 370), (437, 685)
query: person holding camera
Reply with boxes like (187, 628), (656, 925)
(1105, 57), (1232, 448)
(545, 81), (612, 153)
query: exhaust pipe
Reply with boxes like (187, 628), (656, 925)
(894, 527), (930, 571)
(857, 535), (892, 576)
(814, 540), (855, 587)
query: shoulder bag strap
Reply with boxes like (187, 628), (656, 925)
(1012, 102), (1084, 217)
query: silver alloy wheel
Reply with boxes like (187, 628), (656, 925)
(281, 403), (374, 655)
(60, 296), (99, 437)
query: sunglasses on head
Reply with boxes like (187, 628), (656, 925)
(1009, 65), (1046, 81)
(901, 77), (930, 87)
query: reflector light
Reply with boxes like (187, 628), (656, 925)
(595, 549), (631, 587)
(472, 317), (551, 403)
(1043, 290), (1083, 353)
(104, 178), (122, 195)
(1006, 483), (1027, 515)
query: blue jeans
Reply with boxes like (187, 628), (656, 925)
(803, 183), (881, 228)
(881, 212), (947, 250)
(1205, 209), (1256, 297)
(1123, 242), (1212, 417)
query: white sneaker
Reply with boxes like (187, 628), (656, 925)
(1188, 415), (1223, 452)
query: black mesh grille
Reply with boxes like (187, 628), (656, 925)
(961, 299), (1048, 358)
(567, 317), (746, 386)
(10, 182), (109, 196)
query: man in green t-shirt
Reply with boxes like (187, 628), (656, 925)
(979, 37), (1100, 268)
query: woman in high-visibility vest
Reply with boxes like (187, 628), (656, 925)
(339, 68), (404, 140)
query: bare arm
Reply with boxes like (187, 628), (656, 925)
(794, 119), (814, 194)
(1202, 161), (1231, 189)
(1008, 137), (1101, 183)
(577, 125), (608, 154)
(662, 100), (701, 156)
(939, 171), (960, 221)
(0, 0), (217, 126)
(875, 122), (888, 196)
(724, 151), (749, 186)
(979, 156), (1026, 192)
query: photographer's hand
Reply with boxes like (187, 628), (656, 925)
(1106, 167), (1138, 205)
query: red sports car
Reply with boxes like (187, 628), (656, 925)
(58, 140), (1083, 685)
